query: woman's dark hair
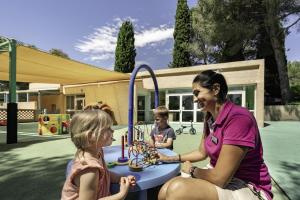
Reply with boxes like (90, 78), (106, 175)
(193, 70), (228, 136)
(193, 70), (228, 102)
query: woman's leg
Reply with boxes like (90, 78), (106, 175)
(158, 177), (179, 200)
(164, 177), (219, 200)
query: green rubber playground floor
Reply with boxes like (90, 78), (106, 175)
(0, 121), (298, 200)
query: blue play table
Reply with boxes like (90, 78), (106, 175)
(66, 145), (180, 200)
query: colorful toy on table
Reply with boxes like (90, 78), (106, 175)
(125, 134), (128, 147)
(107, 162), (117, 168)
(117, 135), (129, 165)
(134, 122), (146, 142)
(128, 140), (159, 172)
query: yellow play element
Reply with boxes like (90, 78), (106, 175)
(38, 114), (70, 135)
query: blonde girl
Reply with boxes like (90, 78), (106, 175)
(61, 110), (135, 200)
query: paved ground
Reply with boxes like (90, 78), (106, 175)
(0, 122), (297, 200)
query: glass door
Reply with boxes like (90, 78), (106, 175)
(167, 93), (195, 123)
(137, 96), (145, 122)
(75, 98), (85, 111)
(166, 95), (180, 122)
(181, 94), (194, 122)
(227, 90), (245, 107)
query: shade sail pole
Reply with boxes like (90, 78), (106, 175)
(7, 39), (18, 144)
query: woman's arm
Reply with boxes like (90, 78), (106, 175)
(159, 134), (208, 162)
(149, 136), (155, 147)
(181, 134), (208, 162)
(185, 144), (248, 188)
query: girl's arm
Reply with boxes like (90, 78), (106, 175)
(78, 168), (99, 200)
(99, 177), (130, 200)
(184, 144), (248, 188)
(110, 171), (121, 183)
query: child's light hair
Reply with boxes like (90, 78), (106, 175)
(154, 106), (169, 118)
(70, 110), (112, 153)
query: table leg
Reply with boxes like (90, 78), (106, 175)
(138, 190), (147, 200)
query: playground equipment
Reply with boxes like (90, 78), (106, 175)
(38, 114), (70, 135)
(175, 120), (196, 135)
(125, 65), (160, 171)
(128, 140), (159, 172)
(128, 64), (159, 145)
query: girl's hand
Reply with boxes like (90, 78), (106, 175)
(127, 175), (136, 187)
(119, 177), (130, 197)
(181, 161), (193, 174)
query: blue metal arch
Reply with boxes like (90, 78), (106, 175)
(128, 65), (159, 145)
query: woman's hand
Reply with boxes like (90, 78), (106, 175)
(157, 152), (170, 162)
(181, 161), (193, 174)
(127, 175), (136, 187)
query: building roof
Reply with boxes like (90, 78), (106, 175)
(0, 45), (129, 84)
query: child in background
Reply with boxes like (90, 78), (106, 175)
(149, 106), (176, 150)
(61, 110), (135, 200)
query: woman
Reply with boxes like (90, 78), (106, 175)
(158, 70), (272, 200)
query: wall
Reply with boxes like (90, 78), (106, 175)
(265, 105), (300, 121)
(64, 81), (131, 125)
(30, 94), (65, 114)
(139, 60), (265, 127)
(0, 101), (37, 110)
(62, 60), (265, 127)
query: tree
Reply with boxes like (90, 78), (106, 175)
(288, 61), (300, 100)
(171, 0), (191, 68)
(288, 61), (300, 86)
(189, 6), (216, 65)
(114, 21), (136, 73)
(190, 0), (300, 104)
(49, 48), (69, 59)
(263, 0), (300, 103)
(0, 37), (9, 51)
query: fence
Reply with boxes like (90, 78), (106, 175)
(0, 109), (37, 122)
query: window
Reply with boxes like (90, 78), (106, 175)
(168, 96), (180, 110)
(246, 85), (255, 111)
(137, 96), (145, 122)
(227, 93), (242, 106)
(138, 96), (145, 110)
(66, 96), (75, 110)
(0, 93), (4, 103)
(18, 93), (27, 102)
(150, 91), (166, 109)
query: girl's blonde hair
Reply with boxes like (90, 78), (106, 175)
(70, 110), (112, 152)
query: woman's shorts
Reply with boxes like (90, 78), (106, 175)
(202, 164), (269, 200)
(215, 177), (268, 200)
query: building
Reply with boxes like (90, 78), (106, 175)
(62, 59), (264, 127)
(0, 42), (264, 127)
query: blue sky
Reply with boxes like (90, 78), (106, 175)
(0, 0), (299, 70)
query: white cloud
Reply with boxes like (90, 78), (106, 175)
(135, 26), (174, 47)
(75, 18), (174, 62)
